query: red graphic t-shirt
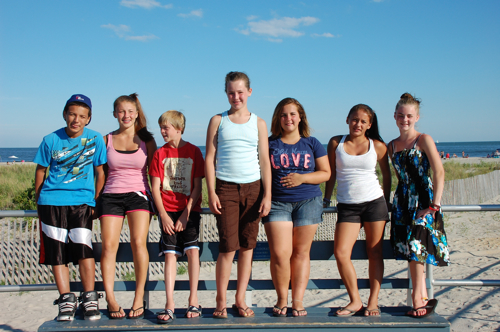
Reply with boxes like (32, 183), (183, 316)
(149, 142), (205, 212)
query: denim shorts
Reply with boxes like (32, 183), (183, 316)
(262, 196), (323, 227)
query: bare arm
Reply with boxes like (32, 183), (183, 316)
(416, 134), (445, 219)
(324, 136), (340, 204)
(34, 165), (47, 207)
(93, 164), (105, 219)
(205, 115), (222, 214)
(420, 134), (444, 206)
(374, 140), (391, 204)
(257, 117), (272, 217)
(151, 176), (175, 235)
(280, 155), (330, 187)
(146, 139), (157, 170)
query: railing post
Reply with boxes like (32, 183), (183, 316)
(406, 262), (412, 306)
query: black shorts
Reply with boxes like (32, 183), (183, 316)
(99, 191), (154, 218)
(159, 211), (201, 257)
(337, 196), (389, 224)
(38, 204), (94, 266)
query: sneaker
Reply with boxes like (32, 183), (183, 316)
(79, 291), (102, 320)
(54, 293), (77, 321)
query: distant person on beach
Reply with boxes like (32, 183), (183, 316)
(388, 93), (449, 318)
(462, 151), (465, 158)
(263, 98), (330, 317)
(446, 152), (450, 159)
(453, 153), (457, 158)
(149, 111), (205, 324)
(324, 104), (391, 317)
(34, 94), (106, 321)
(98, 93), (156, 319)
(440, 151), (444, 159)
(205, 71), (272, 318)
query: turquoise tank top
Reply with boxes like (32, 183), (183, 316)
(216, 111), (261, 183)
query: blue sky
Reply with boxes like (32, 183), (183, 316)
(1, 0), (499, 147)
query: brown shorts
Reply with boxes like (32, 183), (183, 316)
(215, 178), (262, 253)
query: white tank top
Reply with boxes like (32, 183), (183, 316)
(336, 135), (384, 204)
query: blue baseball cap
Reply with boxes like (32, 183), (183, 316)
(65, 94), (92, 111)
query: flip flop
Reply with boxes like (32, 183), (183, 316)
(336, 306), (363, 317)
(272, 305), (287, 317)
(406, 299), (438, 318)
(128, 300), (146, 319)
(185, 305), (202, 318)
(292, 308), (307, 317)
(107, 305), (125, 320)
(364, 306), (381, 316)
(213, 307), (227, 319)
(232, 304), (255, 317)
(157, 309), (175, 324)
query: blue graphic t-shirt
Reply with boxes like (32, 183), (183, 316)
(34, 127), (107, 207)
(269, 136), (327, 202)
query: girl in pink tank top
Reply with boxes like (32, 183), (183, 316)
(99, 93), (157, 319)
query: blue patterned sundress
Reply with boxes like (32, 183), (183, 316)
(390, 136), (450, 266)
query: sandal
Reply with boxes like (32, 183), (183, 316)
(364, 306), (380, 316)
(157, 309), (175, 324)
(128, 300), (146, 319)
(232, 304), (255, 317)
(291, 299), (307, 317)
(272, 305), (287, 317)
(107, 305), (125, 320)
(213, 307), (227, 319)
(292, 308), (307, 317)
(406, 299), (438, 318)
(336, 306), (363, 317)
(185, 305), (202, 318)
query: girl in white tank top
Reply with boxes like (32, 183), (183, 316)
(324, 104), (391, 317)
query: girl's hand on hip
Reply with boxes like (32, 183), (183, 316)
(280, 173), (303, 188)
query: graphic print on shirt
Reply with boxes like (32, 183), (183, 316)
(162, 157), (193, 196)
(50, 136), (98, 184)
(270, 147), (312, 171)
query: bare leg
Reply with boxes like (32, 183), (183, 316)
(264, 221), (293, 315)
(215, 251), (236, 316)
(186, 248), (200, 317)
(334, 222), (363, 315)
(100, 216), (125, 318)
(52, 264), (70, 294)
(158, 253), (177, 321)
(290, 224), (318, 316)
(127, 211), (151, 317)
(364, 220), (385, 315)
(234, 247), (254, 316)
(79, 258), (96, 292)
(409, 261), (428, 317)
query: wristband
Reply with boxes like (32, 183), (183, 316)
(323, 198), (332, 205)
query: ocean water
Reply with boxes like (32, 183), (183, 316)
(1, 141), (499, 162)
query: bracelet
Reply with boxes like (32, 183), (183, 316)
(428, 206), (439, 212)
(430, 203), (441, 210)
(323, 198), (332, 206)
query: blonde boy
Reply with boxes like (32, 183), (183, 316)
(149, 111), (205, 324)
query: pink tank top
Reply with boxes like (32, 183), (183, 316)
(103, 133), (150, 194)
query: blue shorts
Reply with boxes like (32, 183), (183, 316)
(262, 196), (323, 227)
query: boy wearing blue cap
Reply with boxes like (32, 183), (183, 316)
(34, 94), (107, 321)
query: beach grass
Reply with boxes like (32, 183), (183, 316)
(0, 164), (36, 210)
(1, 160), (500, 210)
